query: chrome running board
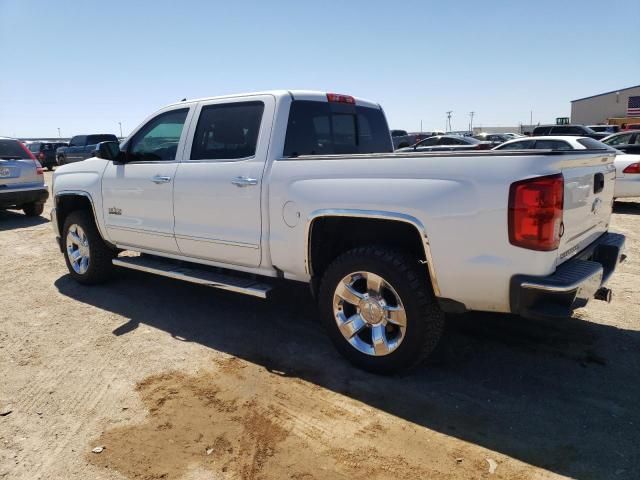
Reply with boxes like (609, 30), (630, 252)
(113, 256), (272, 299)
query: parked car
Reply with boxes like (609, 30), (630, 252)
(0, 137), (49, 216)
(588, 125), (620, 134)
(532, 124), (608, 140)
(408, 131), (442, 145)
(50, 90), (625, 373)
(602, 130), (640, 154)
(501, 132), (525, 139)
(56, 134), (118, 165)
(391, 129), (412, 149)
(25, 141), (67, 171)
(623, 123), (640, 131)
(494, 136), (640, 199)
(472, 132), (510, 146)
(396, 135), (492, 152)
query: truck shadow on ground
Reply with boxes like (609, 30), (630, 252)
(0, 210), (49, 231)
(55, 270), (640, 480)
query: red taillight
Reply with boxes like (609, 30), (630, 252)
(326, 93), (355, 104)
(508, 174), (564, 251)
(623, 163), (640, 174)
(477, 143), (492, 150)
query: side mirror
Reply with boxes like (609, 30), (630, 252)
(95, 141), (125, 162)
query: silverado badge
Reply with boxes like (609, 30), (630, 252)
(108, 207), (122, 215)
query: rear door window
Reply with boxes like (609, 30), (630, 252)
(191, 101), (264, 160)
(283, 100), (392, 157)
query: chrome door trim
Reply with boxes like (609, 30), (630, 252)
(305, 209), (441, 296)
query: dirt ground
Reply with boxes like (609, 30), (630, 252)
(1, 171), (639, 480)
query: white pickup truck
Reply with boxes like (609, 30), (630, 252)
(51, 90), (626, 373)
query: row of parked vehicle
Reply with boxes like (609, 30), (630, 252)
(389, 125), (640, 199)
(22, 134), (119, 171)
(394, 125), (640, 154)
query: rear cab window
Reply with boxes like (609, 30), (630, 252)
(283, 100), (392, 157)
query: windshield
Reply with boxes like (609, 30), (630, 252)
(27, 142), (42, 152)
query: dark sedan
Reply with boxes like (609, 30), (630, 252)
(396, 135), (492, 152)
(602, 130), (640, 154)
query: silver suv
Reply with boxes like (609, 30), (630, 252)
(0, 137), (49, 216)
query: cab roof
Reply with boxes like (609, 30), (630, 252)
(166, 90), (381, 110)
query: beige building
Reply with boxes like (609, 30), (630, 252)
(571, 84), (640, 125)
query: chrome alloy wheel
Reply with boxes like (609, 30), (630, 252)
(66, 224), (90, 275)
(332, 271), (407, 356)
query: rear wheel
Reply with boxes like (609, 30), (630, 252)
(23, 202), (44, 217)
(318, 246), (444, 374)
(62, 210), (115, 284)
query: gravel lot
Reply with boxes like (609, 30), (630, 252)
(1, 171), (639, 480)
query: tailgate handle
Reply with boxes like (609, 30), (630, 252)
(594, 173), (604, 194)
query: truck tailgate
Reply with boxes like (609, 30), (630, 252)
(556, 152), (616, 264)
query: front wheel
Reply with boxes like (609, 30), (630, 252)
(62, 210), (115, 284)
(318, 246), (444, 374)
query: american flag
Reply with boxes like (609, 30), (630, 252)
(628, 96), (640, 117)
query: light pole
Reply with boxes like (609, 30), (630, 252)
(57, 127), (61, 139)
(118, 122), (123, 139)
(469, 111), (475, 133)
(446, 111), (453, 132)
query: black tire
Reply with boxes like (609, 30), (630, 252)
(57, 156), (65, 166)
(318, 246), (445, 374)
(23, 202), (44, 217)
(62, 210), (115, 284)
(47, 165), (54, 171)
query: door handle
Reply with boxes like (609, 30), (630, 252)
(231, 176), (258, 187)
(152, 175), (172, 184)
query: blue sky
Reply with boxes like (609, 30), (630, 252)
(1, 0), (638, 137)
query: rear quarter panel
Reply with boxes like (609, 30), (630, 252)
(268, 151), (612, 313)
